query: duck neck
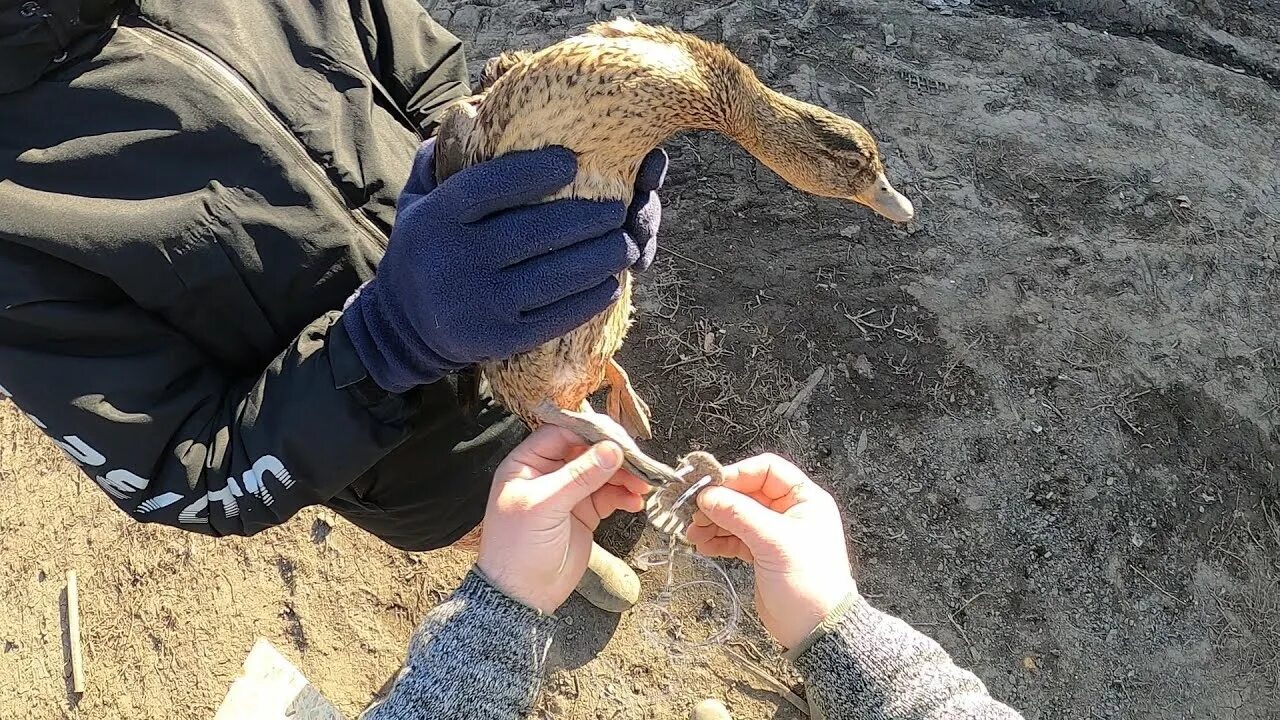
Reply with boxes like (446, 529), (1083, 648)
(731, 87), (820, 186)
(690, 49), (764, 140)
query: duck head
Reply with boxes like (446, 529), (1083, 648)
(743, 90), (915, 223)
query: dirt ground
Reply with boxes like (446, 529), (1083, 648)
(2, 0), (1278, 718)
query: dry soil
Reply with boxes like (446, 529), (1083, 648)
(2, 1), (1278, 719)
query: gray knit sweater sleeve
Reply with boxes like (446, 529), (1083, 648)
(362, 570), (557, 720)
(787, 593), (1023, 720)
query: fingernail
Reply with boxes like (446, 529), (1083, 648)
(594, 442), (622, 470)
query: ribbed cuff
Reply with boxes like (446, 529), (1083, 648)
(458, 569), (560, 629)
(784, 591), (861, 662)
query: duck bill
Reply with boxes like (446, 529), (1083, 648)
(854, 173), (915, 223)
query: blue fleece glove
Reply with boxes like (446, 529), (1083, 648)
(343, 139), (668, 393)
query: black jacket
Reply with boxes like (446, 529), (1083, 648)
(0, 0), (488, 539)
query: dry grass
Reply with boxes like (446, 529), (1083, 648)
(635, 261), (807, 454)
(1207, 499), (1280, 699)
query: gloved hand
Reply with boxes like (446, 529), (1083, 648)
(344, 140), (668, 393)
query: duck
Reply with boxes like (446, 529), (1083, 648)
(434, 17), (914, 444)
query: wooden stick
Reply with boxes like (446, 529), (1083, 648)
(66, 570), (85, 694)
(778, 366), (826, 419)
(723, 647), (811, 716)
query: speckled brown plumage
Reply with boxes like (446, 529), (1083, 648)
(433, 19), (914, 437)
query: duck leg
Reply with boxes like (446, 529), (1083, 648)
(535, 401), (723, 540)
(535, 400), (680, 487)
(604, 359), (653, 440)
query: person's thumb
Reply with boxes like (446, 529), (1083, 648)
(698, 486), (785, 552)
(541, 441), (624, 511)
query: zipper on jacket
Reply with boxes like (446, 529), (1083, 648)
(123, 16), (391, 249)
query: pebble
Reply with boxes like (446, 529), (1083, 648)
(691, 698), (733, 720)
(881, 22), (898, 47)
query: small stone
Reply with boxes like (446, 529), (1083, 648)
(853, 354), (874, 379)
(691, 698), (733, 720)
(881, 22), (898, 46)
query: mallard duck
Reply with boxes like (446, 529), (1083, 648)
(434, 18), (914, 443)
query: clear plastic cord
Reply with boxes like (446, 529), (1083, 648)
(633, 538), (742, 653)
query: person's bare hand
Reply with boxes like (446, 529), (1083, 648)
(685, 454), (854, 649)
(478, 422), (650, 614)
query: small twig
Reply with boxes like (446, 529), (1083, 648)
(723, 647), (810, 717)
(661, 351), (718, 371)
(1114, 407), (1144, 436)
(952, 591), (991, 618)
(946, 611), (972, 649)
(1040, 400), (1066, 421)
(1130, 565), (1187, 606)
(943, 591), (991, 658)
(67, 570), (86, 694)
(665, 247), (723, 274)
(778, 367), (826, 419)
(862, 308), (898, 330)
(844, 307), (898, 337)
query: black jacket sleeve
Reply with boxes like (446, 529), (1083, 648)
(354, 0), (472, 136)
(0, 247), (422, 537)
